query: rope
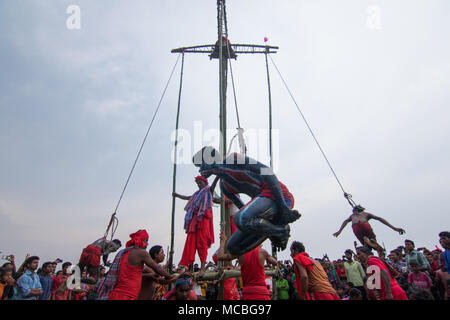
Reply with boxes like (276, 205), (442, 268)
(224, 12), (247, 154)
(268, 55), (355, 208)
(104, 53), (182, 240)
(169, 52), (185, 271)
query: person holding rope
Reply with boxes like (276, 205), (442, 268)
(333, 205), (405, 256)
(192, 146), (301, 256)
(78, 237), (122, 280)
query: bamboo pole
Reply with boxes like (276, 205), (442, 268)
(192, 269), (278, 282)
(265, 48), (279, 300)
(169, 52), (185, 272)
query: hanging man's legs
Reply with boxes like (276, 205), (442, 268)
(226, 197), (291, 255)
(226, 229), (266, 256)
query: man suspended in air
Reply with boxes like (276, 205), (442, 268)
(192, 146), (301, 256)
(333, 205), (405, 255)
(78, 237), (122, 280)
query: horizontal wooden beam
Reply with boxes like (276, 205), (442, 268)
(171, 44), (278, 55)
(188, 268), (278, 281)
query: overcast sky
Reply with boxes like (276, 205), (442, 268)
(1, 0), (449, 268)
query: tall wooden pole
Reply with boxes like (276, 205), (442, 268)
(265, 48), (278, 300)
(169, 53), (185, 272)
(217, 0), (227, 300)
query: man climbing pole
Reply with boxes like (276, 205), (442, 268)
(173, 175), (219, 277)
(192, 146), (301, 256)
(333, 205), (405, 255)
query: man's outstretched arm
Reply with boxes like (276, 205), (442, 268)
(367, 213), (405, 235)
(172, 192), (191, 201)
(333, 217), (352, 237)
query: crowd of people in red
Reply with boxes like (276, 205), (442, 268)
(1, 230), (449, 301)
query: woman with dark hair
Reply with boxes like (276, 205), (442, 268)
(0, 268), (15, 300)
(356, 246), (408, 300)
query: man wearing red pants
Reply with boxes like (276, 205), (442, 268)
(173, 176), (218, 276)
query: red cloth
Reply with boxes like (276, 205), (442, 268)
(223, 268), (240, 300)
(431, 260), (439, 273)
(311, 292), (341, 300)
(293, 252), (314, 300)
(126, 229), (149, 248)
(259, 181), (294, 208)
(230, 215), (237, 235)
(336, 268), (346, 279)
(242, 286), (271, 300)
(179, 208), (214, 266)
(352, 221), (376, 244)
(108, 250), (144, 300)
(51, 274), (69, 300)
(79, 245), (102, 267)
(224, 277), (240, 300)
(241, 247), (270, 300)
(367, 256), (408, 300)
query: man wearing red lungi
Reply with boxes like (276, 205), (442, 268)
(173, 176), (218, 276)
(333, 205), (405, 255)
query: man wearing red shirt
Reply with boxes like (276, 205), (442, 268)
(217, 232), (277, 300)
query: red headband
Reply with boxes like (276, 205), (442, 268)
(126, 229), (149, 248)
(195, 176), (208, 184)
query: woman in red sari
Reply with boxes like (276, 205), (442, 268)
(356, 246), (408, 300)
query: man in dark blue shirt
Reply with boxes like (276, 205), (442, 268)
(439, 231), (450, 274)
(38, 262), (53, 300)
